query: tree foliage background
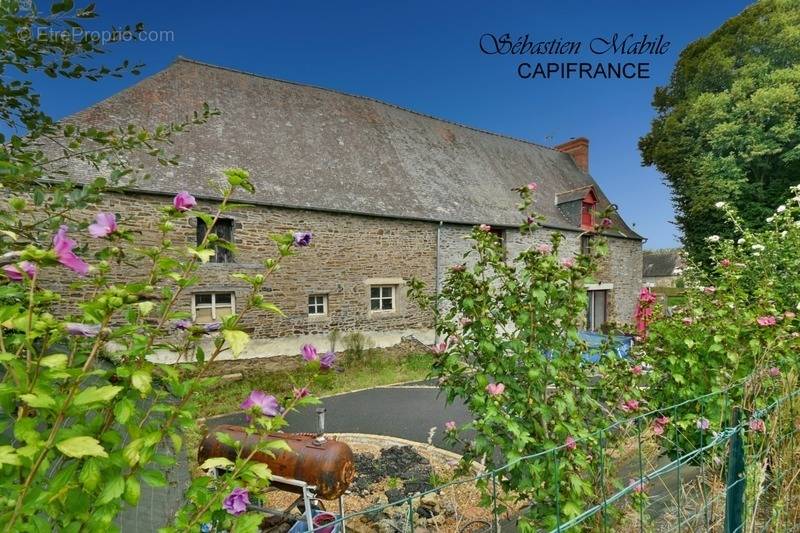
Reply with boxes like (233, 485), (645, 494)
(639, 0), (800, 263)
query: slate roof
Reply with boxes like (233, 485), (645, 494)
(555, 186), (595, 205)
(643, 249), (684, 277)
(60, 57), (642, 239)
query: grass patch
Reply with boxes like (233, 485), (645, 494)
(193, 351), (433, 420)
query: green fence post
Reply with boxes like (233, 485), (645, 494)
(491, 471), (499, 532)
(724, 408), (745, 533)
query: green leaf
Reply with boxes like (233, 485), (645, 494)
(199, 457), (234, 471)
(20, 392), (56, 409)
(141, 469), (167, 488)
(79, 458), (102, 491)
(39, 353), (68, 369)
(56, 436), (108, 458)
(131, 370), (152, 394)
(223, 329), (250, 357)
(257, 301), (285, 316)
(114, 397), (134, 424)
(248, 462), (271, 480)
(188, 247), (215, 263)
(74, 385), (123, 406)
(123, 477), (141, 506)
(234, 513), (263, 533)
(97, 475), (125, 505)
(138, 301), (155, 316)
(169, 432), (183, 453)
(0, 445), (21, 466)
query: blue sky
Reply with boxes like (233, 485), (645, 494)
(16, 0), (753, 249)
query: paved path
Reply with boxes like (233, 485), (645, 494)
(208, 384), (472, 450)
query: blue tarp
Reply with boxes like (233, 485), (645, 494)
(579, 331), (633, 363)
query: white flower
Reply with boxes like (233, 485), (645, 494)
(781, 230), (788, 238)
(707, 235), (721, 243)
(777, 205), (787, 213)
(766, 217), (774, 223)
(793, 196), (800, 204)
(752, 244), (765, 251)
(715, 201), (727, 209)
(738, 238), (746, 244)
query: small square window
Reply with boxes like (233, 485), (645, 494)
(370, 285), (395, 312)
(192, 292), (235, 323)
(308, 294), (327, 316)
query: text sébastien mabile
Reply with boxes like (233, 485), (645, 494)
(479, 33), (670, 80)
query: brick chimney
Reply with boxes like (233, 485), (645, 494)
(555, 137), (589, 173)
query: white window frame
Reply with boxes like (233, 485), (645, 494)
(370, 285), (396, 312)
(586, 288), (609, 332)
(308, 294), (328, 316)
(192, 292), (236, 322)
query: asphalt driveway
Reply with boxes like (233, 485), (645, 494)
(207, 383), (472, 450)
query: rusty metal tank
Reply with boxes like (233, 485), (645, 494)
(198, 424), (355, 499)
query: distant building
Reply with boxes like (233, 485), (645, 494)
(642, 249), (685, 288)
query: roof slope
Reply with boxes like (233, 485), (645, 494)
(62, 57), (641, 239)
(643, 249), (684, 277)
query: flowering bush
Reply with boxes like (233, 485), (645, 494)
(408, 185), (641, 528)
(0, 168), (323, 531)
(636, 188), (800, 457)
(0, 4), (330, 529)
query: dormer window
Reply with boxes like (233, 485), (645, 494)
(555, 186), (599, 230)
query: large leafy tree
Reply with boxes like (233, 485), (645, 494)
(639, 0), (800, 263)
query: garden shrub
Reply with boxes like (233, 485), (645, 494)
(408, 185), (642, 529)
(636, 189), (800, 458)
(342, 331), (374, 368)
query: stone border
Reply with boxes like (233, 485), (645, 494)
(331, 432), (485, 474)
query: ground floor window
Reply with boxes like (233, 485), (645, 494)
(193, 292), (235, 323)
(308, 294), (328, 316)
(586, 289), (608, 332)
(370, 285), (395, 311)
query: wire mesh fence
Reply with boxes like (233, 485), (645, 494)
(291, 376), (800, 532)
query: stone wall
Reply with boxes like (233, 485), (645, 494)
(35, 191), (641, 359)
(41, 192), (438, 359)
(437, 223), (641, 325)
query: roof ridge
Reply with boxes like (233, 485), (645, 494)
(171, 56), (562, 154)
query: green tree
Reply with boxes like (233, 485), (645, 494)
(639, 0), (800, 263)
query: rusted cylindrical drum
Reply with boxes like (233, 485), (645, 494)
(198, 424), (355, 500)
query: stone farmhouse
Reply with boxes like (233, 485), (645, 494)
(59, 58), (643, 359)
